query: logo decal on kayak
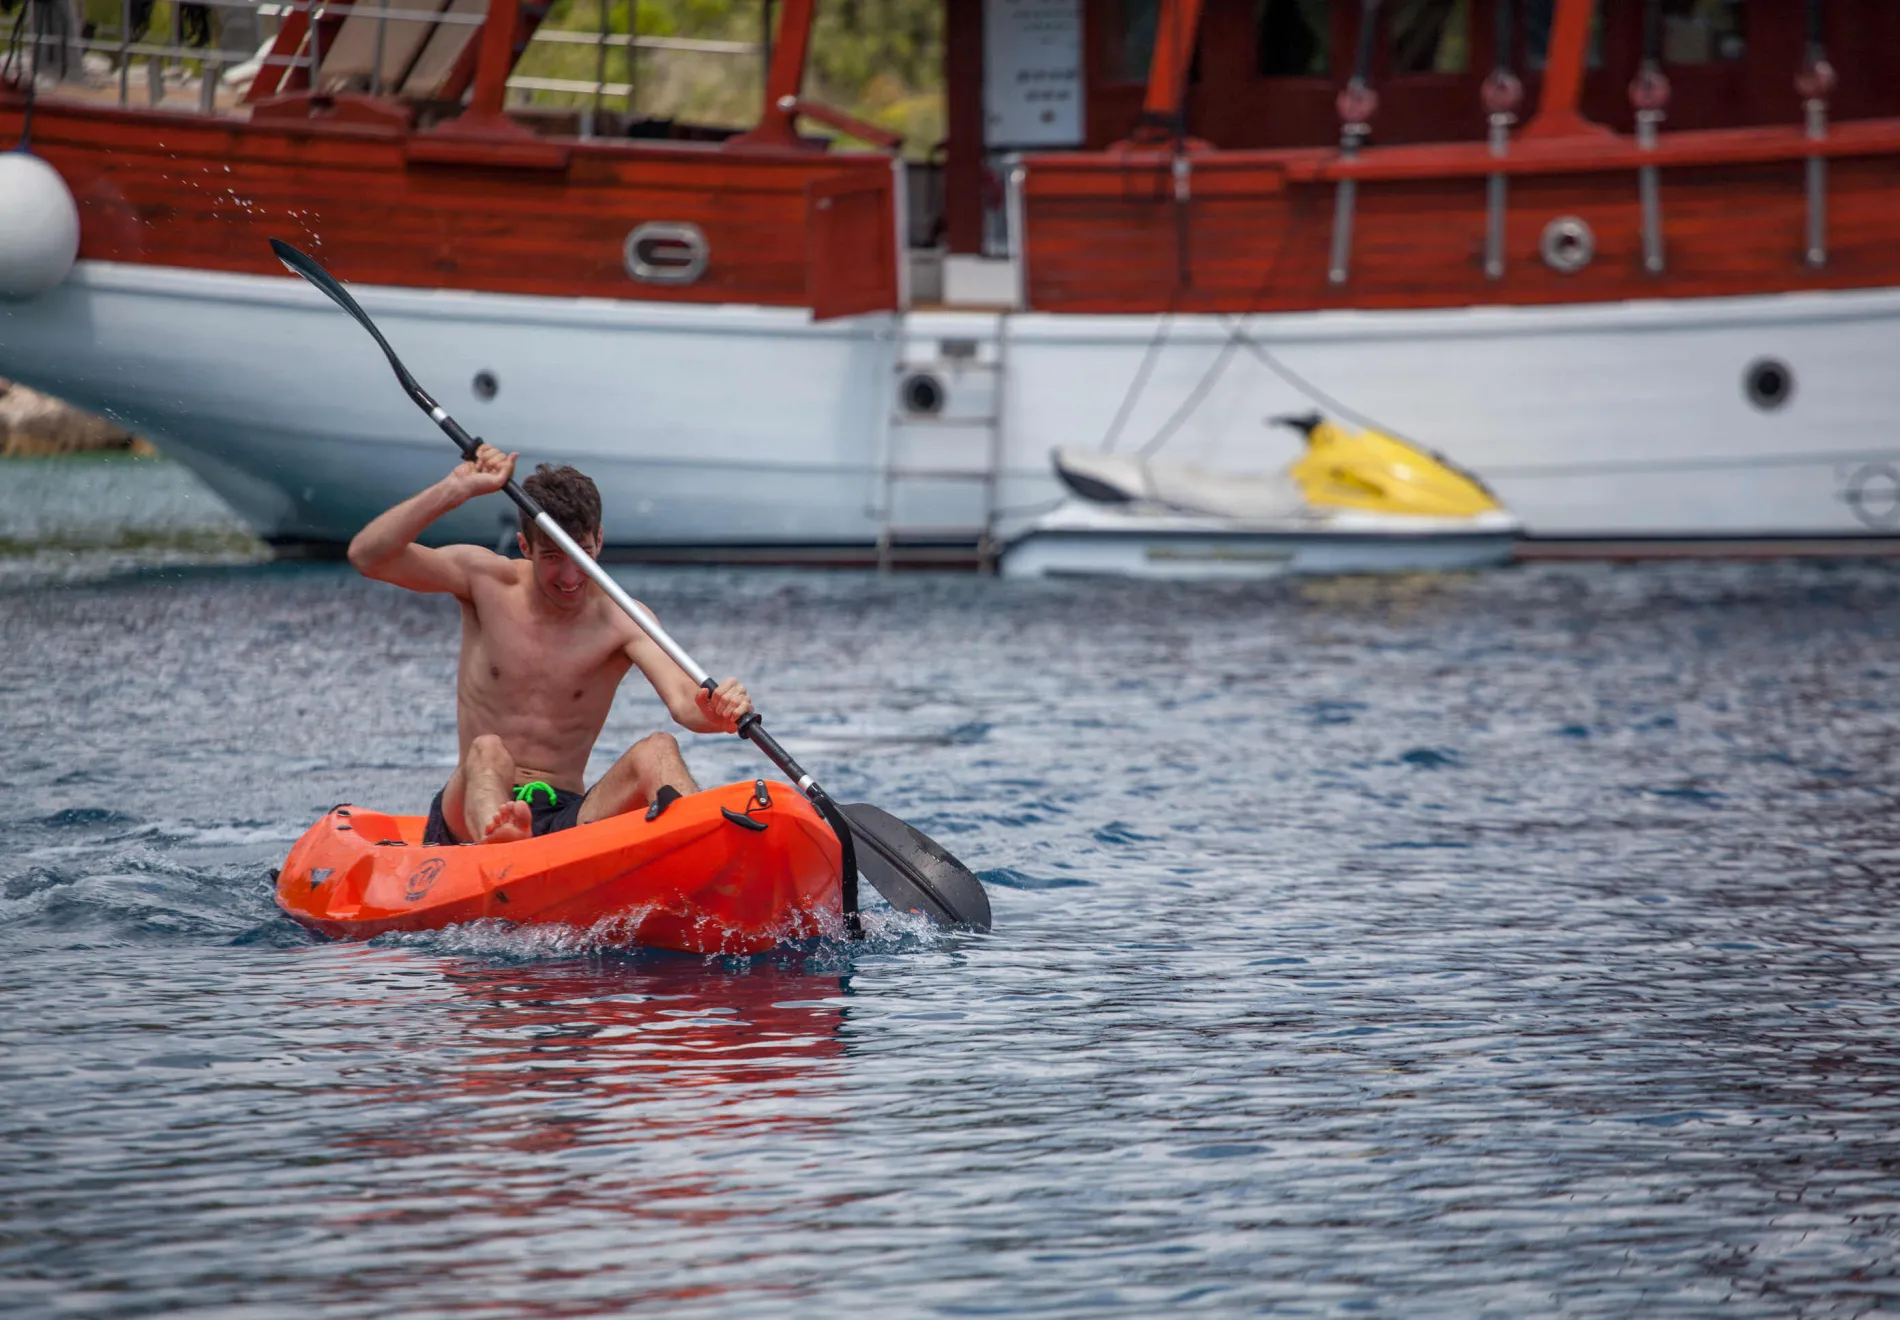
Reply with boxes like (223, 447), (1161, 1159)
(404, 858), (446, 903)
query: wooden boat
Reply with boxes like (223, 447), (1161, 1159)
(276, 780), (845, 954)
(4, 0), (1900, 563)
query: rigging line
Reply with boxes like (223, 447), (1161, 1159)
(8, 0), (37, 150)
(1118, 163), (1310, 461)
(25, 0), (40, 151)
(1098, 306), (1176, 454)
(1116, 182), (1437, 460)
(1106, 56), (1410, 466)
(1133, 332), (1241, 459)
(1097, 112), (1190, 457)
(1100, 0), (1198, 457)
(1224, 319), (1413, 442)
(1168, 0), (1192, 290)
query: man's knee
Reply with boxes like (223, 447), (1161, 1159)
(467, 733), (511, 767)
(631, 731), (680, 761)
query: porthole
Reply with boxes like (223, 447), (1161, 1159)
(901, 371), (945, 416)
(1540, 216), (1595, 274)
(1744, 358), (1793, 411)
(472, 369), (499, 401)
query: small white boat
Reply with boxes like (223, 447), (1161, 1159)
(999, 414), (1522, 580)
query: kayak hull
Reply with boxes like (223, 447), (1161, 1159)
(276, 780), (844, 955)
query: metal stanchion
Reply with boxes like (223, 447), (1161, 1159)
(585, 0), (608, 136)
(308, 0), (324, 92)
(371, 0), (390, 96)
(1797, 13), (1836, 271)
(119, 0), (132, 105)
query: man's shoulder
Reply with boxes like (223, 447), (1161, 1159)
(452, 545), (522, 581)
(452, 547), (525, 605)
(599, 594), (645, 644)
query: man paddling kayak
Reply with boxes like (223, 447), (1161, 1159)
(348, 444), (752, 845)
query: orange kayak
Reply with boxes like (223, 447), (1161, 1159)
(275, 779), (844, 954)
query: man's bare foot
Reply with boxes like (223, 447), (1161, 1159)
(481, 800), (533, 844)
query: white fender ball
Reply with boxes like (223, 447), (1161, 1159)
(0, 151), (81, 300)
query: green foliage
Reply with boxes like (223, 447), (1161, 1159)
(525, 0), (944, 153)
(807, 0), (943, 151)
(808, 0), (939, 98)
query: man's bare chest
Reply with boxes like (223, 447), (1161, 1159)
(464, 596), (629, 704)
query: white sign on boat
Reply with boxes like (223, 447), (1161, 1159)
(983, 0), (1083, 148)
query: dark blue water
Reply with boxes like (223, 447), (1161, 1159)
(5, 470), (1900, 1314)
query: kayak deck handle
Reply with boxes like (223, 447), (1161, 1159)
(720, 807), (770, 832)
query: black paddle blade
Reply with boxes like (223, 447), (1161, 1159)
(842, 803), (992, 933)
(269, 239), (426, 402)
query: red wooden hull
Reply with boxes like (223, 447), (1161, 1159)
(11, 74), (1900, 322)
(1022, 121), (1900, 315)
(0, 91), (899, 315)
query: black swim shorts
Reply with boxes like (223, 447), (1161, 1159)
(423, 783), (587, 846)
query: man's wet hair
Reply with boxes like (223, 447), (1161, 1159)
(522, 463), (602, 546)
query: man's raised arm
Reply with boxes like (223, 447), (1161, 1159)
(347, 444), (519, 596)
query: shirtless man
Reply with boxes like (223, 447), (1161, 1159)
(347, 445), (752, 845)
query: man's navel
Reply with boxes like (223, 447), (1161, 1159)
(572, 689), (583, 701)
(490, 665), (501, 680)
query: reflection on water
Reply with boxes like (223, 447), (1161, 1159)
(4, 460), (1900, 1315)
(3, 937), (859, 1315)
(313, 954), (849, 1311)
(347, 955), (846, 1159)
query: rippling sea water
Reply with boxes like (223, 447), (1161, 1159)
(4, 461), (1900, 1316)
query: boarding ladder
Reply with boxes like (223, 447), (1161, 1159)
(873, 315), (1007, 572)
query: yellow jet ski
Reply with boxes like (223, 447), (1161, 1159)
(1000, 413), (1520, 580)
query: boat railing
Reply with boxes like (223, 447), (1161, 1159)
(11, 0), (320, 113)
(9, 0), (760, 135)
(502, 28), (760, 138)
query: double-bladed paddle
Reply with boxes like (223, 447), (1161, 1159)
(269, 238), (991, 936)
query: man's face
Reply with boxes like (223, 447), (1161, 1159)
(519, 527), (603, 607)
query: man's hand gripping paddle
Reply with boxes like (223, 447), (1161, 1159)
(269, 239), (992, 936)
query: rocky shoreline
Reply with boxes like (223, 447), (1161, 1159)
(0, 380), (155, 457)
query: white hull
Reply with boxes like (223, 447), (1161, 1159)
(999, 503), (1520, 579)
(6, 262), (1900, 554)
(993, 291), (1900, 545)
(0, 262), (913, 552)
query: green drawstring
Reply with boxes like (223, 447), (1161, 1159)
(514, 781), (558, 807)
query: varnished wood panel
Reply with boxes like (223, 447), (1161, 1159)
(0, 98), (898, 310)
(807, 174), (899, 320)
(1024, 126), (1900, 314)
